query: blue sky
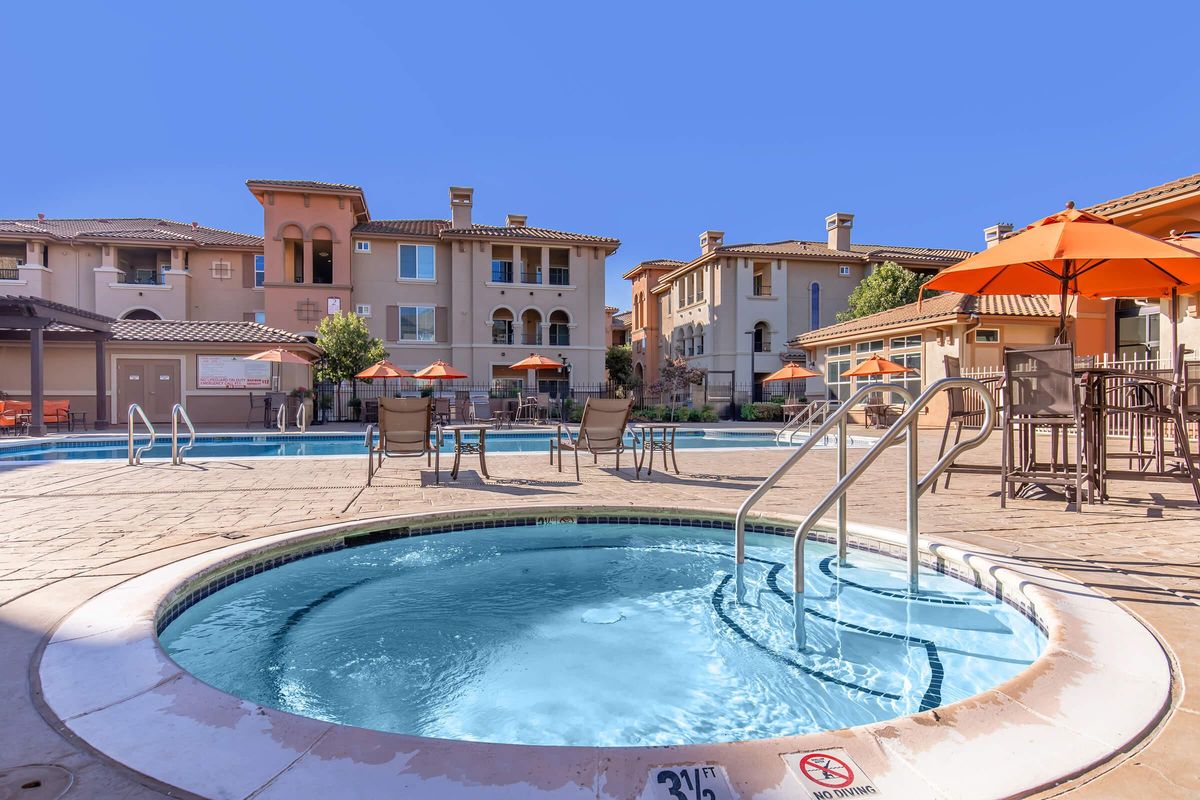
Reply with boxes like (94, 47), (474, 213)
(4, 2), (1198, 310)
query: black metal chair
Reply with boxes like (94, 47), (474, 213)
(934, 355), (1002, 491)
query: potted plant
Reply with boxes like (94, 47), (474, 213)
(316, 394), (333, 425)
(348, 397), (362, 422)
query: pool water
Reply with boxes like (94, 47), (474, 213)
(159, 522), (1044, 747)
(0, 430), (867, 461)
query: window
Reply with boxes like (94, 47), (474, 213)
(696, 324), (705, 355)
(752, 264), (772, 297)
(399, 305), (436, 341)
(753, 322), (771, 353)
(839, 265), (851, 277)
(492, 260), (514, 283)
(355, 240), (371, 253)
(974, 328), (1000, 343)
(686, 274), (694, 306)
(890, 334), (921, 350)
(856, 339), (884, 354)
(549, 264), (570, 286)
(254, 311), (266, 325)
(810, 282), (821, 330)
(398, 244), (436, 281)
(356, 304), (372, 318)
(677, 281), (685, 305)
(891, 352), (921, 397)
(254, 254), (265, 287)
(826, 345), (852, 402)
(549, 311), (570, 346)
(492, 320), (514, 344)
(696, 271), (704, 302)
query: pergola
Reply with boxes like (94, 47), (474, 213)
(0, 295), (114, 436)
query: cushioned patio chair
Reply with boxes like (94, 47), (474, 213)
(44, 400), (70, 432)
(371, 397), (439, 481)
(553, 397), (634, 481)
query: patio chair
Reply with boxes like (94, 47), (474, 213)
(432, 397), (451, 426)
(246, 392), (270, 427)
(516, 393), (540, 424)
(999, 344), (1086, 511)
(553, 397), (634, 481)
(455, 391), (471, 423)
(468, 396), (495, 424)
(934, 356), (1003, 491)
(0, 401), (32, 436)
(44, 400), (70, 432)
(371, 397), (439, 481)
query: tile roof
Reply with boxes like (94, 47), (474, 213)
(441, 224), (619, 245)
(638, 259), (687, 267)
(0, 295), (115, 325)
(1086, 172), (1200, 216)
(352, 219), (451, 237)
(0, 218), (263, 248)
(108, 319), (314, 345)
(245, 179), (363, 192)
(789, 293), (1056, 344)
(718, 240), (973, 262)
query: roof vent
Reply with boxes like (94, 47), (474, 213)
(37, 213), (45, 222)
(191, 221), (200, 230)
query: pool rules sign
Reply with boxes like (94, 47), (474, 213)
(784, 749), (880, 798)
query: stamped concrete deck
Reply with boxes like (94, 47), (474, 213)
(1, 430), (1197, 798)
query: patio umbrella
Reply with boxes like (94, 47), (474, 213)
(413, 360), (469, 381)
(921, 203), (1200, 342)
(244, 348), (312, 393)
(841, 354), (914, 378)
(355, 359), (413, 397)
(509, 353), (564, 396)
(762, 362), (820, 402)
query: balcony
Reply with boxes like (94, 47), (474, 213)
(549, 327), (570, 347)
(520, 269), (543, 285)
(521, 332), (543, 346)
(0, 267), (19, 281)
(118, 269), (166, 286)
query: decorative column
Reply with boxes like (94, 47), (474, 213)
(29, 323), (45, 437)
(302, 240), (314, 284)
(94, 336), (109, 430)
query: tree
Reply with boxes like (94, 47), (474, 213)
(605, 344), (634, 388)
(650, 358), (706, 420)
(836, 261), (931, 322)
(313, 311), (386, 384)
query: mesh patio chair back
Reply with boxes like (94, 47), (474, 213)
(1003, 344), (1076, 420)
(470, 397), (494, 422)
(578, 398), (634, 452)
(944, 355), (966, 416)
(378, 397), (432, 455)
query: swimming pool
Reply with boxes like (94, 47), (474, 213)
(158, 518), (1044, 747)
(0, 429), (871, 461)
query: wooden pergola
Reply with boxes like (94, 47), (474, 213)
(0, 296), (114, 436)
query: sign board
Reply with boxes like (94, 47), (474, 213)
(640, 764), (736, 800)
(327, 296), (342, 315)
(784, 749), (879, 798)
(197, 356), (272, 389)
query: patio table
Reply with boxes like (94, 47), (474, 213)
(443, 424), (490, 480)
(634, 423), (681, 477)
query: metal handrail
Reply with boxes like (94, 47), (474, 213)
(365, 423), (377, 485)
(170, 404), (197, 465)
(296, 401), (308, 433)
(775, 399), (836, 445)
(735, 384), (912, 601)
(126, 403), (156, 465)
(786, 378), (996, 647)
(276, 401), (287, 433)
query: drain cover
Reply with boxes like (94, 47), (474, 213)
(0, 765), (73, 800)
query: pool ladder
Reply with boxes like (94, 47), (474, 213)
(734, 378), (997, 648)
(775, 399), (838, 446)
(275, 400), (309, 433)
(125, 403), (198, 465)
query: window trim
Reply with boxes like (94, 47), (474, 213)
(355, 240), (371, 253)
(253, 254), (265, 288)
(974, 328), (1000, 343)
(397, 304), (437, 342)
(839, 265), (852, 277)
(397, 244), (436, 282)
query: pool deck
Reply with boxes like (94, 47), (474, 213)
(1, 428), (1197, 798)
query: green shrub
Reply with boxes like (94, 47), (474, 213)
(739, 402), (784, 421)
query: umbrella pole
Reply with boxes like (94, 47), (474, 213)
(1057, 276), (1070, 345)
(1171, 286), (1179, 367)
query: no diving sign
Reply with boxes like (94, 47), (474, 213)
(784, 749), (880, 798)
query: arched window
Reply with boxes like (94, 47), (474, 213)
(810, 282), (821, 330)
(548, 310), (570, 346)
(685, 324), (695, 357)
(521, 309), (543, 345)
(121, 308), (161, 320)
(753, 321), (771, 353)
(491, 308), (514, 345)
(695, 323), (705, 355)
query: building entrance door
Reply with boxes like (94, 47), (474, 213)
(118, 359), (180, 422)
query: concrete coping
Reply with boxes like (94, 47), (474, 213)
(36, 505), (1172, 799)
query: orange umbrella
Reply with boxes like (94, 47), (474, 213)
(509, 353), (564, 370)
(244, 348), (311, 365)
(762, 363), (820, 382)
(355, 359), (413, 397)
(922, 203), (1200, 341)
(841, 354), (914, 378)
(413, 360), (469, 380)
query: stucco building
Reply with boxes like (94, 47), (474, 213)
(625, 214), (971, 398)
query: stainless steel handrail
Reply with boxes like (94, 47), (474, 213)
(276, 401), (287, 433)
(775, 400), (836, 445)
(126, 403), (156, 465)
(365, 423), (377, 485)
(170, 404), (196, 465)
(787, 378), (996, 647)
(296, 401), (308, 433)
(734, 384), (911, 601)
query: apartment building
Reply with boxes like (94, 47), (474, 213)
(0, 180), (620, 390)
(627, 213), (972, 397)
(0, 218), (265, 322)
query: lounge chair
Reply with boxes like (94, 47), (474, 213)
(0, 401), (32, 435)
(44, 400), (70, 432)
(371, 397), (440, 482)
(553, 397), (634, 481)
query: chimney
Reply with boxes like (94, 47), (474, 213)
(37, 212), (46, 222)
(826, 212), (853, 252)
(699, 230), (725, 255)
(449, 186), (474, 228)
(191, 221), (200, 231)
(983, 222), (1013, 249)
(505, 214), (527, 228)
